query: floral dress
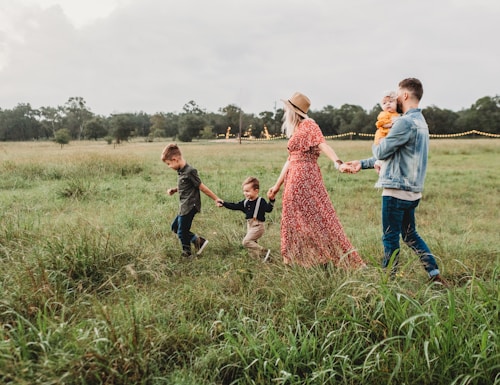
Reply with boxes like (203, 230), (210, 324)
(281, 119), (365, 268)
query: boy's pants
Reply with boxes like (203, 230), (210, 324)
(171, 208), (197, 254)
(242, 219), (265, 258)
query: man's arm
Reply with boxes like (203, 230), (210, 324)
(342, 157), (376, 173)
(373, 119), (410, 160)
(360, 157), (377, 169)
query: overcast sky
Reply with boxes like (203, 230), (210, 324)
(1, 0), (499, 116)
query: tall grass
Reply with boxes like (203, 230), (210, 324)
(0, 139), (499, 384)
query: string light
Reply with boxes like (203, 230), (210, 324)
(429, 130), (500, 138)
(231, 130), (500, 141)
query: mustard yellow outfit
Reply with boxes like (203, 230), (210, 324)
(375, 111), (400, 144)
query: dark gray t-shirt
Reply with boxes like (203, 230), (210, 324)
(177, 163), (201, 215)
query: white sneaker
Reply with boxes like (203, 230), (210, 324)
(195, 237), (209, 255)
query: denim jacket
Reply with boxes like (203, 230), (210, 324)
(360, 108), (429, 192)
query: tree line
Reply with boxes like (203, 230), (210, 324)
(1, 95), (499, 143)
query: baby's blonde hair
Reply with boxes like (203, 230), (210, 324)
(380, 90), (397, 108)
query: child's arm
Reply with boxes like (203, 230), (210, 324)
(166, 187), (178, 195)
(199, 182), (220, 202)
(220, 200), (245, 211)
(265, 198), (275, 213)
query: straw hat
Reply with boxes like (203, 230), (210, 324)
(283, 92), (310, 118)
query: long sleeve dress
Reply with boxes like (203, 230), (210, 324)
(280, 119), (365, 268)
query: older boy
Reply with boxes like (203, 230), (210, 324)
(161, 143), (220, 258)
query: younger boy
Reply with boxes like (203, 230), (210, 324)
(161, 143), (220, 258)
(217, 177), (275, 261)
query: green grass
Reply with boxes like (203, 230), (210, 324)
(0, 139), (499, 384)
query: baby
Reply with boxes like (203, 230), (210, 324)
(375, 90), (400, 145)
(374, 91), (400, 171)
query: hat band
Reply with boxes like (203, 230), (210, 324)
(288, 100), (307, 115)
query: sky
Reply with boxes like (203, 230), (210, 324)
(1, 0), (499, 116)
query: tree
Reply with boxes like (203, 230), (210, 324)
(2, 95), (500, 143)
(54, 128), (71, 148)
(457, 96), (500, 134)
(39, 106), (64, 138)
(219, 104), (243, 138)
(274, 108), (285, 135)
(183, 100), (205, 115)
(83, 116), (109, 140)
(246, 114), (263, 138)
(199, 125), (214, 139)
(164, 112), (180, 138)
(336, 104), (367, 134)
(258, 111), (278, 136)
(361, 105), (382, 135)
(177, 114), (205, 142)
(63, 97), (93, 140)
(109, 113), (137, 143)
(150, 113), (168, 139)
(309, 105), (338, 136)
(205, 112), (227, 137)
(0, 104), (41, 141)
(133, 112), (152, 137)
(423, 106), (459, 135)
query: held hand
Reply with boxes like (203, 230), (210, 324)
(338, 163), (354, 174)
(267, 186), (279, 200)
(344, 160), (361, 173)
(167, 188), (177, 196)
(216, 199), (224, 207)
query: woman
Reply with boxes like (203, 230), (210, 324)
(268, 92), (365, 268)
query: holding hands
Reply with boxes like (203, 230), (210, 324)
(340, 160), (382, 175)
(338, 162), (358, 173)
(267, 185), (279, 201)
(340, 160), (361, 174)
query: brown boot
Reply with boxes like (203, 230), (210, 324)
(429, 274), (449, 288)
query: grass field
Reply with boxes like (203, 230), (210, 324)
(0, 139), (499, 384)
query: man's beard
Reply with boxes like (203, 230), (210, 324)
(396, 102), (403, 114)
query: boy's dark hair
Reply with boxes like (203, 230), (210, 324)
(242, 176), (259, 190)
(399, 78), (423, 101)
(161, 143), (182, 161)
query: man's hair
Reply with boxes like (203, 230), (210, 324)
(399, 78), (423, 101)
(161, 143), (182, 161)
(242, 176), (259, 190)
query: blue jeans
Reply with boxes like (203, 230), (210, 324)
(171, 208), (198, 254)
(381, 196), (439, 277)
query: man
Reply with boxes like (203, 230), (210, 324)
(346, 78), (447, 286)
